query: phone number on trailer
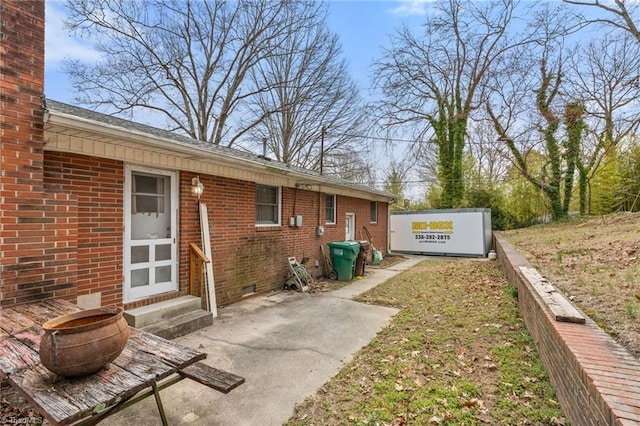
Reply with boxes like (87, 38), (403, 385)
(414, 234), (451, 240)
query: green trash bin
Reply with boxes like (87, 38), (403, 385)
(328, 241), (360, 281)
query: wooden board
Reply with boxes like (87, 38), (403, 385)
(179, 362), (245, 394)
(114, 340), (178, 381)
(0, 303), (83, 383)
(0, 307), (38, 334)
(9, 362), (154, 425)
(199, 202), (218, 317)
(128, 329), (206, 368)
(11, 300), (78, 324)
(0, 331), (39, 382)
(42, 299), (83, 316)
(519, 266), (586, 324)
(0, 315), (41, 351)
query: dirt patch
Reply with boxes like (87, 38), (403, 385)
(501, 212), (640, 358)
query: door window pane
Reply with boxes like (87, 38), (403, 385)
(135, 174), (162, 193)
(131, 246), (149, 264)
(132, 173), (165, 214)
(134, 195), (160, 213)
(155, 266), (172, 283)
(156, 244), (171, 261)
(131, 172), (171, 240)
(131, 269), (149, 288)
(345, 217), (350, 239)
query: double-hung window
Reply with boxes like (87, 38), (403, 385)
(255, 184), (280, 225)
(325, 194), (336, 224)
(370, 201), (378, 223)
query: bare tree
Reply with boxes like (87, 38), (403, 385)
(324, 150), (377, 186)
(245, 8), (366, 172)
(563, 0), (640, 43)
(466, 120), (510, 189)
(63, 0), (324, 147)
(372, 0), (555, 209)
(565, 34), (640, 213)
(382, 160), (410, 204)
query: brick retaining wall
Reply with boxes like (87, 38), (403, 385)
(494, 233), (640, 425)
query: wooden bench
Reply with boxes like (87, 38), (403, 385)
(179, 362), (245, 394)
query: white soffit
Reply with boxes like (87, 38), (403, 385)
(43, 110), (394, 202)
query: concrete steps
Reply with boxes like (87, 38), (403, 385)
(124, 295), (213, 339)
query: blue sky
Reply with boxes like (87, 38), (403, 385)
(324, 1), (428, 92)
(44, 0), (429, 103)
(42, 1), (435, 198)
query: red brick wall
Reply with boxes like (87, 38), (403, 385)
(43, 152), (124, 307)
(0, 1), (79, 307)
(181, 173), (389, 307)
(495, 233), (640, 425)
(30, 162), (387, 309)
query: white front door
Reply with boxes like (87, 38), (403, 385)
(345, 213), (355, 240)
(124, 165), (178, 302)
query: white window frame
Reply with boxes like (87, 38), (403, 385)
(325, 194), (336, 225)
(370, 201), (378, 224)
(255, 184), (281, 226)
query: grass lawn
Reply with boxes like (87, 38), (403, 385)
(286, 259), (565, 425)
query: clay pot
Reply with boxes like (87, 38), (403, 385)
(39, 306), (130, 377)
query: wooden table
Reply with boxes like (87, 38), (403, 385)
(0, 299), (243, 426)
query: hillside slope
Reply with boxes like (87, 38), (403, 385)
(502, 212), (640, 358)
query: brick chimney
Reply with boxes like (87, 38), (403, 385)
(1, 0), (78, 306)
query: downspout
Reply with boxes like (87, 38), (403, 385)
(317, 185), (322, 229)
(293, 185), (298, 223)
(387, 197), (395, 253)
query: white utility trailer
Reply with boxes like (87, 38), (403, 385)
(389, 208), (492, 257)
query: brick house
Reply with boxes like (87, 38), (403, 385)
(1, 1), (394, 317)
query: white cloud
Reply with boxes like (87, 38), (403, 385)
(389, 0), (434, 17)
(45, 1), (101, 66)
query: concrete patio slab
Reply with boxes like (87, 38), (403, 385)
(106, 255), (423, 426)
